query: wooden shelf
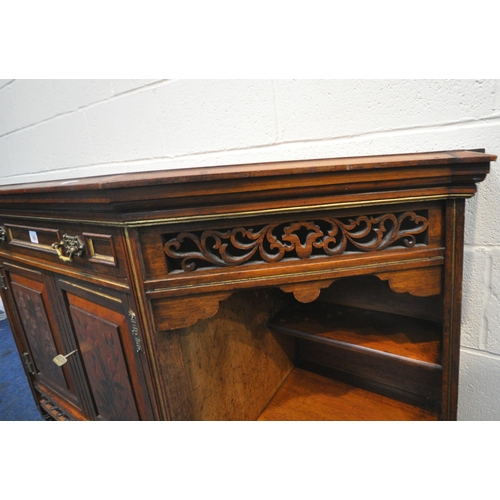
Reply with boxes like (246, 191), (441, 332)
(268, 302), (443, 401)
(258, 368), (439, 421)
(269, 302), (442, 365)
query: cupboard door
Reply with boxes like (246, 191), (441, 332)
(2, 262), (87, 419)
(57, 279), (153, 421)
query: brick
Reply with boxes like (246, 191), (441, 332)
(0, 79), (14, 89)
(84, 89), (164, 163)
(275, 79), (496, 143)
(50, 80), (114, 115)
(111, 80), (161, 95)
(461, 248), (490, 349)
(465, 158), (500, 246)
(0, 87), (18, 135)
(485, 249), (500, 355)
(3, 111), (93, 175)
(0, 136), (13, 179)
(9, 79), (56, 129)
(154, 80), (276, 156)
(458, 350), (500, 420)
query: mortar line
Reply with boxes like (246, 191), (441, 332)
(0, 79), (171, 139)
(3, 86), (500, 142)
(272, 80), (281, 143)
(461, 345), (500, 360)
(479, 253), (493, 351)
(0, 80), (15, 90)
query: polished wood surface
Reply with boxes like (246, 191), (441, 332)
(268, 297), (443, 401)
(269, 301), (441, 364)
(258, 368), (438, 421)
(160, 290), (293, 421)
(0, 150), (493, 222)
(0, 150), (494, 420)
(2, 262), (86, 420)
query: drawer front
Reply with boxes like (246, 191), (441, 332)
(136, 201), (445, 288)
(0, 219), (128, 282)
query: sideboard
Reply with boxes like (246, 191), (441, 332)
(0, 149), (495, 420)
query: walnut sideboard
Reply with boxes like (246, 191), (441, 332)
(0, 150), (495, 421)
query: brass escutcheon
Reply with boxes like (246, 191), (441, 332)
(52, 234), (85, 263)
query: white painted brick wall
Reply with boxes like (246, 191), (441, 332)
(0, 79), (498, 420)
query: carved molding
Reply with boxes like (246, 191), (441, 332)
(151, 292), (232, 331)
(39, 396), (71, 421)
(375, 267), (442, 297)
(163, 211), (429, 272)
(0, 226), (6, 243)
(279, 280), (335, 303)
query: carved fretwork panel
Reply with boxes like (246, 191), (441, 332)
(163, 210), (429, 273)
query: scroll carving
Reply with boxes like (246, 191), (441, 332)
(376, 267), (442, 297)
(279, 280), (335, 304)
(163, 211), (429, 272)
(151, 292), (232, 331)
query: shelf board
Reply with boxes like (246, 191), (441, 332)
(258, 368), (439, 421)
(269, 302), (442, 366)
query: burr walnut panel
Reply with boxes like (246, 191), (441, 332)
(2, 262), (86, 419)
(67, 295), (139, 421)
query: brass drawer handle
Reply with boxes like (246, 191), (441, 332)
(52, 234), (85, 263)
(53, 349), (78, 367)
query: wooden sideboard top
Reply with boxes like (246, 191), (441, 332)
(0, 149), (495, 223)
(0, 149), (495, 192)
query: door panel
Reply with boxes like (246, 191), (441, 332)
(3, 263), (86, 417)
(57, 279), (152, 421)
(11, 280), (67, 389)
(67, 294), (139, 420)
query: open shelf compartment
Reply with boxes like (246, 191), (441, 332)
(258, 368), (439, 421)
(265, 294), (444, 419)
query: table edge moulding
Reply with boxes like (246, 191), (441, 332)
(0, 149), (495, 421)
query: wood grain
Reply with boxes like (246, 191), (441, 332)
(258, 368), (439, 421)
(0, 150), (493, 222)
(67, 293), (140, 420)
(163, 289), (294, 420)
(0, 150), (493, 421)
(376, 267), (442, 297)
(269, 302), (441, 364)
(318, 274), (443, 323)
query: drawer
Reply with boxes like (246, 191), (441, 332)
(0, 219), (128, 282)
(135, 201), (446, 289)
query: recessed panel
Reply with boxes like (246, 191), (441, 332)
(67, 294), (139, 421)
(5, 223), (60, 254)
(83, 233), (117, 267)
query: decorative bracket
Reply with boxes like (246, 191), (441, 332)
(0, 226), (6, 243)
(375, 267), (442, 297)
(279, 280), (336, 303)
(151, 292), (232, 330)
